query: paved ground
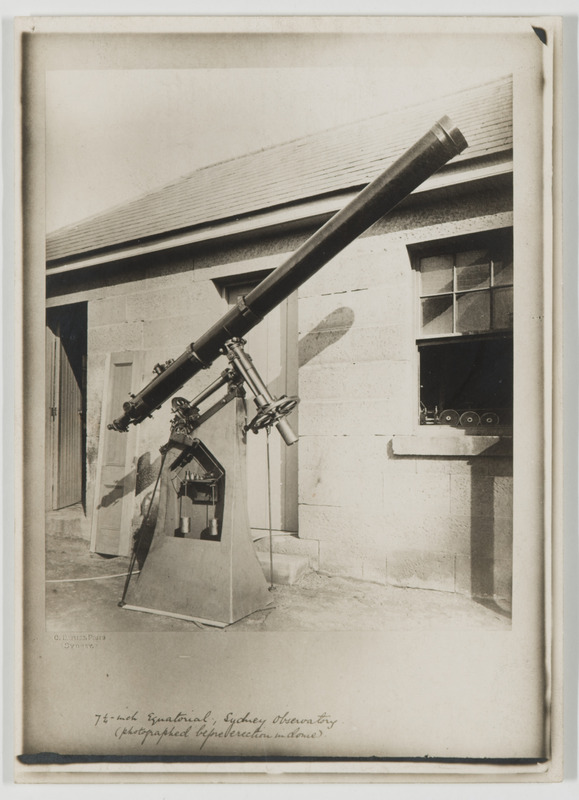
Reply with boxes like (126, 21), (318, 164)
(46, 529), (511, 633)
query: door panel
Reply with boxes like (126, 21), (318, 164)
(56, 336), (83, 508)
(226, 282), (298, 534)
(90, 352), (143, 556)
(46, 304), (87, 511)
(45, 324), (58, 508)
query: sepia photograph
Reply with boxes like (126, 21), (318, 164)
(16, 14), (563, 781)
(45, 67), (514, 634)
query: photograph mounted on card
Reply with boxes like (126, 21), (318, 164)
(16, 15), (562, 781)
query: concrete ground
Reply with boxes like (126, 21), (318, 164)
(46, 527), (511, 633)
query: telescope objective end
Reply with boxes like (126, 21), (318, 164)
(432, 115), (468, 156)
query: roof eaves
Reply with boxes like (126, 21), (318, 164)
(46, 154), (512, 275)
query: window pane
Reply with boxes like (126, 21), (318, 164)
(493, 286), (514, 329)
(421, 295), (453, 335)
(456, 291), (490, 333)
(420, 254), (453, 295)
(455, 249), (490, 291)
(493, 257), (513, 286)
(419, 337), (513, 425)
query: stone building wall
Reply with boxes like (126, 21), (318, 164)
(48, 182), (513, 604)
(295, 188), (513, 603)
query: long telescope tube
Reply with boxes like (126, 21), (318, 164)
(110, 115), (467, 432)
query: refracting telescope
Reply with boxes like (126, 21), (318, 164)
(109, 116), (467, 438)
(109, 115), (468, 627)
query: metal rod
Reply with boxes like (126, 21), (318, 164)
(266, 427), (274, 591)
(186, 369), (232, 409)
(225, 340), (270, 402)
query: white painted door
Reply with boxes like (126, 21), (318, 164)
(226, 282), (298, 535)
(90, 351), (143, 556)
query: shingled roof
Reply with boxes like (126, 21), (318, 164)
(46, 77), (512, 265)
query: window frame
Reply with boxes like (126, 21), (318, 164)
(409, 227), (514, 436)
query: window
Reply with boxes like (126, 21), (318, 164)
(414, 229), (513, 428)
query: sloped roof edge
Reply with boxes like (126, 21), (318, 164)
(47, 76), (513, 264)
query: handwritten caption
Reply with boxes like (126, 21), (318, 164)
(94, 710), (338, 750)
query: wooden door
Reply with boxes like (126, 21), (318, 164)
(45, 323), (59, 508)
(46, 305), (86, 510)
(226, 282), (298, 535)
(56, 334), (83, 507)
(90, 351), (143, 556)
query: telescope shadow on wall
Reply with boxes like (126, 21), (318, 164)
(127, 453), (163, 568)
(125, 306), (355, 566)
(298, 306), (355, 368)
(98, 479), (135, 510)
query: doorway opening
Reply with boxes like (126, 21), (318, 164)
(45, 303), (87, 511)
(221, 277), (299, 538)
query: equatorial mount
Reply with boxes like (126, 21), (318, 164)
(223, 338), (299, 445)
(167, 338), (298, 446)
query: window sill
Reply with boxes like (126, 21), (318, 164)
(392, 432), (512, 458)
